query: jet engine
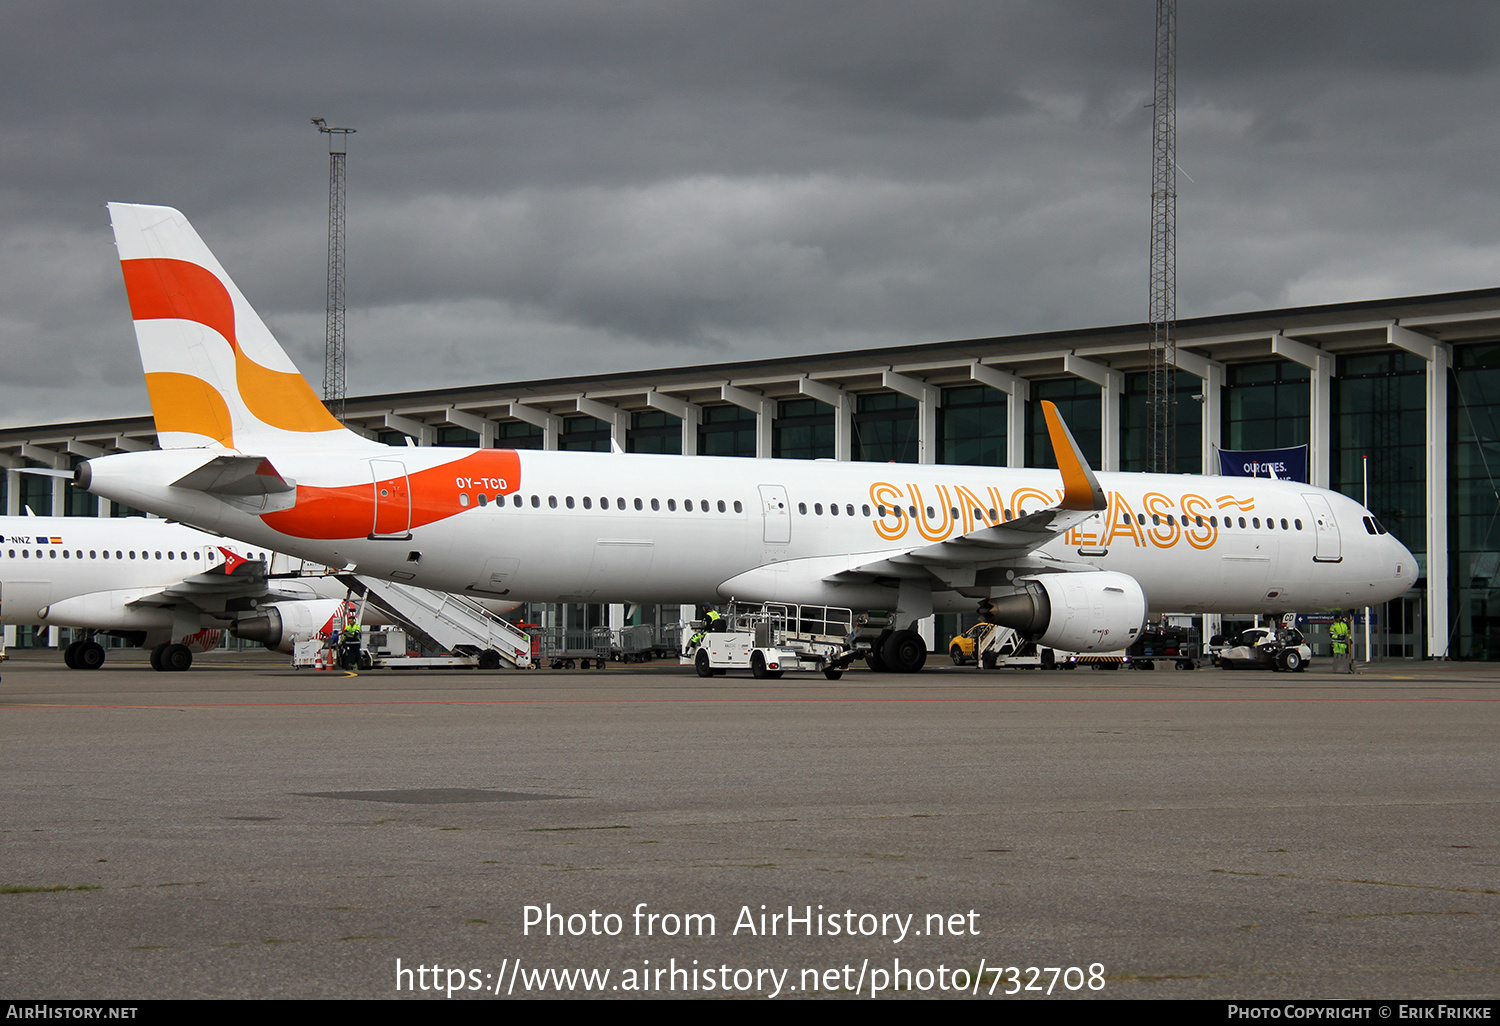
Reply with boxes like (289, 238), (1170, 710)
(231, 599), (347, 653)
(981, 571), (1146, 653)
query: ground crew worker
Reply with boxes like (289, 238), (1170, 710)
(340, 618), (362, 669)
(1329, 613), (1353, 674)
(689, 607), (726, 650)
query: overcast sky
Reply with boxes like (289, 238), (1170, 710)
(3, 1), (1499, 428)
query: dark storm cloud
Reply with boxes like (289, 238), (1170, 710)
(2, 2), (1500, 424)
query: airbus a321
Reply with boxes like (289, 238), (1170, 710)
(73, 203), (1416, 672)
(0, 514), (347, 671)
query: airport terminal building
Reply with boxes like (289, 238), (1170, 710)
(3, 286), (1497, 661)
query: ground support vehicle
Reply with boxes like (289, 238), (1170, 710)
(1126, 624), (1200, 670)
(682, 603), (860, 679)
(1212, 624), (1312, 672)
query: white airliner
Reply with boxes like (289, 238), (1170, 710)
(73, 203), (1416, 672)
(0, 514), (347, 671)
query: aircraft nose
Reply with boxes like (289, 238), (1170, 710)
(1388, 536), (1418, 597)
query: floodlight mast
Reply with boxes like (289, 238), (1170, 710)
(1148, 0), (1177, 474)
(312, 117), (355, 423)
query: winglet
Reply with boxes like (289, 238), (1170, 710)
(1042, 400), (1107, 511)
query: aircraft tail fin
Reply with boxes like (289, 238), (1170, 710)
(106, 203), (377, 454)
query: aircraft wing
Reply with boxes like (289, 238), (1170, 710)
(839, 400), (1107, 582)
(124, 547), (270, 609)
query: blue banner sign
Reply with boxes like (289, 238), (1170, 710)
(1218, 445), (1309, 483)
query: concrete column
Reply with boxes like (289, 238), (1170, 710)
(574, 398), (630, 452)
(882, 370), (940, 465)
(382, 413), (435, 447)
(797, 377), (852, 461)
(505, 403), (563, 451)
(1388, 324), (1451, 659)
(646, 390), (701, 456)
(969, 362), (1029, 468)
(1269, 334), (1333, 488)
(1062, 354), (1125, 471)
(718, 385), (773, 458)
(1171, 349), (1226, 476)
(443, 407), (497, 448)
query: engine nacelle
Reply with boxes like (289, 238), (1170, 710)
(983, 571), (1146, 653)
(232, 599), (347, 653)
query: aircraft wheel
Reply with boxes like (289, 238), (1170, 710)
(865, 630), (892, 672)
(882, 630), (927, 674)
(162, 644), (192, 672)
(78, 642), (106, 670)
(150, 642), (169, 672)
(695, 650), (714, 678)
(63, 642), (80, 669)
(949, 645), (966, 666)
(823, 668), (843, 681)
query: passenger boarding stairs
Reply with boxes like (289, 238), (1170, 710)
(338, 574), (532, 669)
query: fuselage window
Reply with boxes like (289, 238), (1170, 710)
(668, 499), (677, 511)
(167, 550), (174, 558)
(1238, 517), (1247, 529)
(548, 496), (558, 509)
(459, 493), (470, 507)
(583, 496), (592, 509)
(950, 507), (959, 520)
(1151, 515), (1160, 526)
(1221, 518), (1230, 529)
(926, 507), (935, 519)
(651, 498), (660, 511)
(565, 496), (575, 509)
(685, 499), (693, 512)
(908, 507), (918, 519)
(1137, 514), (1146, 525)
(636, 498), (644, 511)
(1252, 518), (1260, 529)
(21, 550), (28, 558)
(699, 498), (709, 511)
(1280, 518), (1289, 530)
(91, 550), (98, 559)
(49, 549), (57, 559)
(814, 503), (823, 515)
(530, 495), (540, 508)
(603, 497), (612, 509)
(717, 500), (726, 513)
(620, 498), (628, 510)
(1295, 519), (1303, 530)
(63, 550), (70, 559)
(734, 500), (743, 513)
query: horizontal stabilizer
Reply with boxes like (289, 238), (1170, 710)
(172, 455), (294, 496)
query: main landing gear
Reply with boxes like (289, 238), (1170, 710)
(149, 642), (193, 672)
(863, 628), (928, 674)
(63, 640), (107, 670)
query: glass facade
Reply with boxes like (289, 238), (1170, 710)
(497, 420), (544, 449)
(628, 410), (682, 454)
(18, 467), (52, 516)
(1331, 352), (1425, 559)
(1121, 370), (1202, 473)
(774, 399), (834, 460)
(436, 426), (479, 447)
(561, 415), (611, 452)
(1452, 344), (1500, 659)
(853, 393), (918, 463)
(1222, 361), (1309, 451)
(1027, 378), (1100, 469)
(938, 385), (1006, 466)
(698, 405), (757, 457)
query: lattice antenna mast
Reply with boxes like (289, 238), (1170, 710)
(312, 117), (355, 422)
(1148, 0), (1177, 474)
